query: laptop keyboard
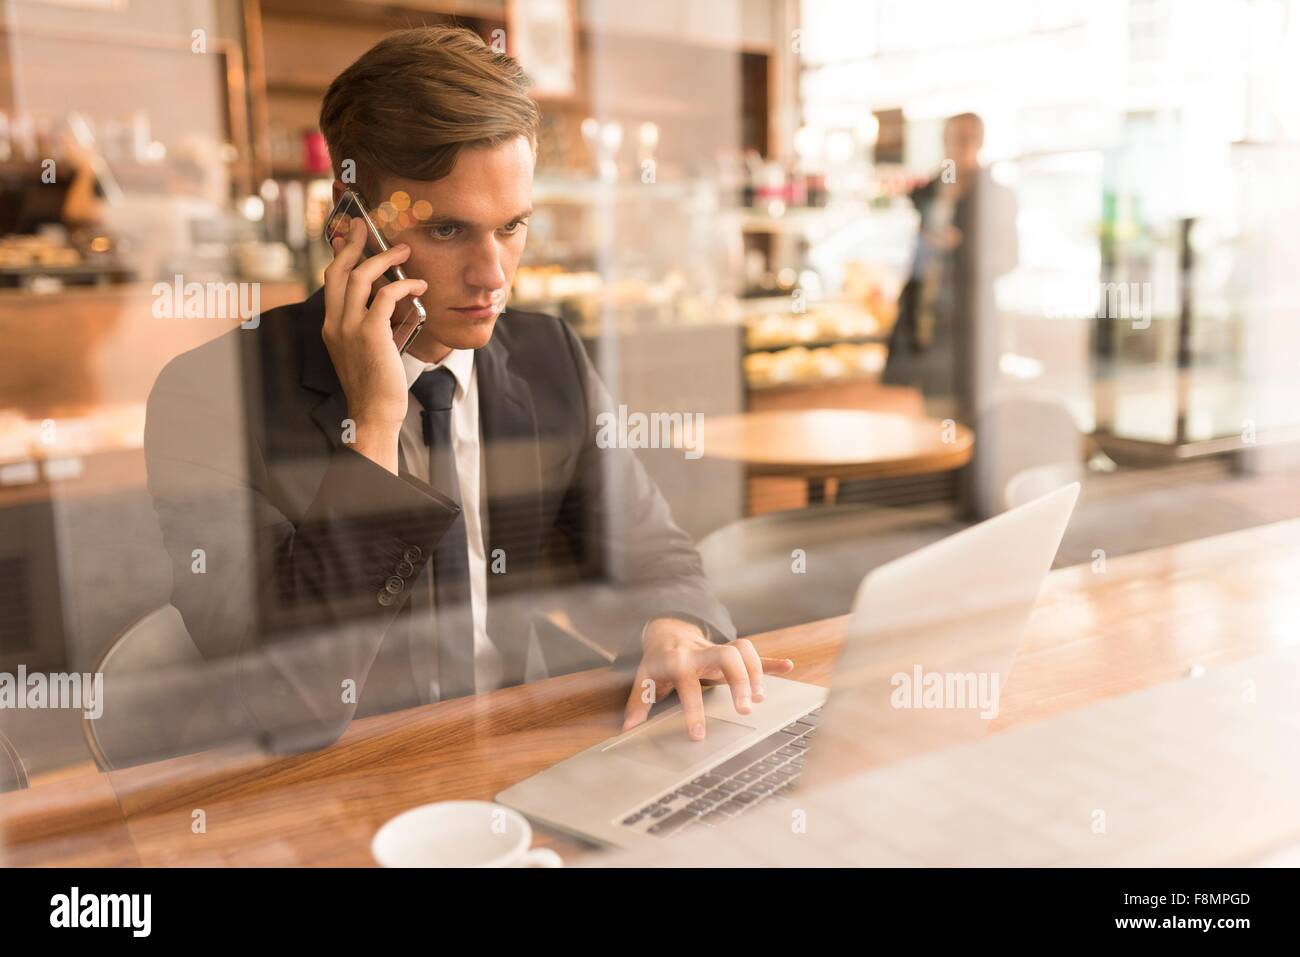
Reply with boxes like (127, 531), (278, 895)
(618, 707), (821, 838)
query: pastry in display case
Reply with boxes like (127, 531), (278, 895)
(512, 264), (604, 304)
(744, 306), (881, 350)
(744, 341), (886, 390)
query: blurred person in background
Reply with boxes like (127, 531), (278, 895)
(882, 112), (1017, 421)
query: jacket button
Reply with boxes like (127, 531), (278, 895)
(396, 560), (414, 577)
(377, 590), (396, 607)
(384, 576), (404, 594)
(402, 545), (422, 563)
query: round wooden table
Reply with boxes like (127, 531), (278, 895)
(703, 409), (974, 505)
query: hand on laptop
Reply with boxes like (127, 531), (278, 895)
(623, 618), (795, 741)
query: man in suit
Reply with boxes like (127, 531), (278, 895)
(144, 25), (792, 754)
(881, 112), (1018, 421)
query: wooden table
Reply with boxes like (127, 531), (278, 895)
(703, 409), (973, 504)
(4, 517), (1299, 867)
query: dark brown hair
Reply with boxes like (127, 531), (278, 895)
(319, 26), (541, 202)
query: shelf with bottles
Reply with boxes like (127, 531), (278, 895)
(717, 154), (923, 234)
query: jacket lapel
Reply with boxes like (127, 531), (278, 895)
(475, 324), (543, 686)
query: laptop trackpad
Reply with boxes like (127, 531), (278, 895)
(604, 714), (757, 773)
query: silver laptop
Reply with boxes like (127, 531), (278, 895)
(496, 483), (1080, 849)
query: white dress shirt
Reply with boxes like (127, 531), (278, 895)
(400, 348), (502, 695)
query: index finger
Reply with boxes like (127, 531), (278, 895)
(673, 668), (706, 741)
(324, 217), (367, 328)
(622, 669), (659, 732)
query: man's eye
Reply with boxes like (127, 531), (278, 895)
(500, 220), (526, 235)
(429, 224), (460, 240)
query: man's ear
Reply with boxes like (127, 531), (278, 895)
(331, 179), (349, 204)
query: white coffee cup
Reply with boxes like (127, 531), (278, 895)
(371, 800), (563, 868)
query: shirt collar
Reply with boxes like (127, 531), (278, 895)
(402, 347), (474, 395)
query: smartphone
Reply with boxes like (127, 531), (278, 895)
(324, 188), (427, 355)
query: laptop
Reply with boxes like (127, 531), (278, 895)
(496, 483), (1080, 849)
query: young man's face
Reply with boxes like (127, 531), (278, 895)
(369, 135), (534, 358)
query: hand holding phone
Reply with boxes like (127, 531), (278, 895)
(321, 211), (426, 474)
(324, 189), (428, 355)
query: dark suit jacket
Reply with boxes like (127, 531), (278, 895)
(144, 286), (735, 752)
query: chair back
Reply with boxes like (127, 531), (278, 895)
(83, 605), (248, 771)
(0, 729), (27, 792)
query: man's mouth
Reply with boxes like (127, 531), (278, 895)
(449, 304), (496, 318)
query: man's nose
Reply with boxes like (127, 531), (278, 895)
(465, 235), (507, 293)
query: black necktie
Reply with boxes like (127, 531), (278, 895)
(410, 367), (475, 699)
